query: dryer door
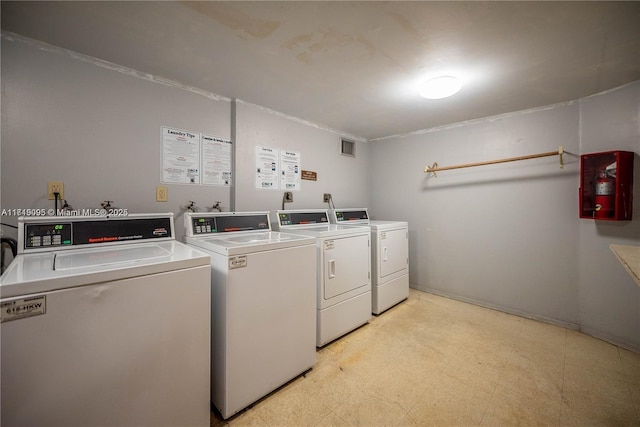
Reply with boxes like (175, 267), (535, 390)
(323, 234), (370, 300)
(377, 228), (408, 279)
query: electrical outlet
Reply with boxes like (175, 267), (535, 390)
(156, 186), (168, 202)
(47, 181), (64, 200)
(284, 191), (293, 202)
(323, 193), (332, 203)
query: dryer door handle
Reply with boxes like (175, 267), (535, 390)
(383, 247), (388, 262)
(328, 259), (336, 279)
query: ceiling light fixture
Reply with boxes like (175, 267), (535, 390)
(419, 75), (462, 99)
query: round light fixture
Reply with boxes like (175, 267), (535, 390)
(419, 76), (462, 99)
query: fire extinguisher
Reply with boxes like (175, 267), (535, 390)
(594, 170), (615, 218)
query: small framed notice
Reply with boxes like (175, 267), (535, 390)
(301, 170), (317, 181)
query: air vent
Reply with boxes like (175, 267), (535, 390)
(341, 138), (355, 157)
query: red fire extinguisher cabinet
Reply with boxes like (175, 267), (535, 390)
(579, 150), (634, 220)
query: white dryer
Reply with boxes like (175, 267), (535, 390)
(0, 213), (211, 427)
(183, 211), (317, 419)
(329, 208), (409, 314)
(274, 209), (371, 347)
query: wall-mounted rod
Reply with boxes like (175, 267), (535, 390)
(424, 146), (564, 176)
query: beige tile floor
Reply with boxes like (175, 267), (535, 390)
(211, 289), (640, 426)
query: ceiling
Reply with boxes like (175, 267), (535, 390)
(2, 1), (640, 140)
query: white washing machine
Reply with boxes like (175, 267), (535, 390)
(0, 213), (211, 427)
(274, 209), (371, 347)
(329, 208), (409, 314)
(183, 211), (317, 419)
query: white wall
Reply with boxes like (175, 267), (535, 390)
(1, 34), (371, 242)
(370, 82), (640, 351)
(371, 103), (581, 327)
(233, 101), (370, 213)
(577, 83), (640, 350)
(1, 35), (231, 241)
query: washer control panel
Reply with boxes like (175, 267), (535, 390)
(278, 211), (329, 226)
(189, 213), (270, 235)
(21, 216), (174, 252)
(334, 209), (369, 222)
(25, 223), (72, 248)
(191, 217), (215, 234)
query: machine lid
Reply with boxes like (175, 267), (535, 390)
(0, 241), (209, 299)
(54, 244), (172, 271)
(277, 223), (371, 238)
(367, 220), (409, 230)
(184, 231), (315, 255)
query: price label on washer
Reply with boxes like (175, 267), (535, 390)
(1, 296), (46, 323)
(324, 240), (334, 250)
(229, 255), (247, 269)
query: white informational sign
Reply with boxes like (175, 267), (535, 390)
(202, 135), (232, 186)
(280, 150), (301, 191)
(162, 127), (200, 184)
(255, 146), (280, 190)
